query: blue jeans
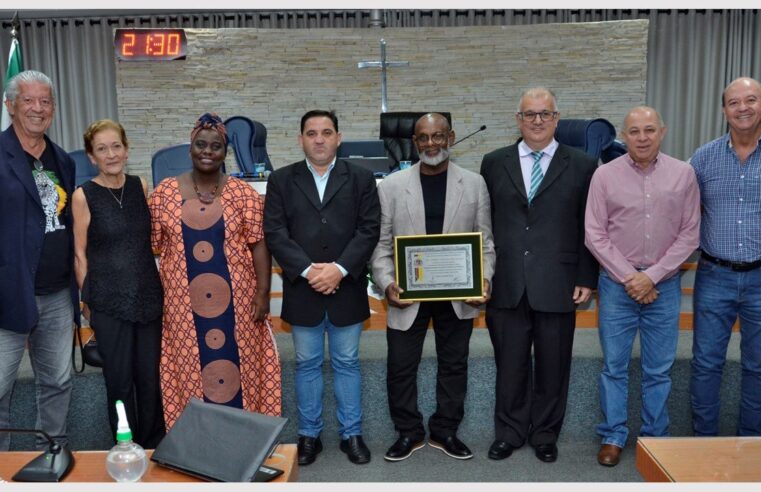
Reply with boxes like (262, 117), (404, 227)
(596, 271), (681, 447)
(291, 314), (363, 440)
(0, 289), (74, 450)
(691, 259), (761, 436)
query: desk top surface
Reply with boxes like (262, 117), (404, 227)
(0, 443), (297, 483)
(636, 436), (761, 482)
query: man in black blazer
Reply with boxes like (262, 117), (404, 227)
(480, 88), (598, 463)
(264, 110), (380, 466)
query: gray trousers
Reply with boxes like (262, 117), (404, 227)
(0, 288), (74, 450)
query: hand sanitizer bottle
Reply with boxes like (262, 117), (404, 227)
(105, 400), (148, 482)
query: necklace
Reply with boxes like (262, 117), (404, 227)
(192, 173), (221, 205)
(102, 176), (126, 209)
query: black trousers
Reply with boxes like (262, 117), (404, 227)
(90, 309), (165, 448)
(386, 301), (473, 441)
(486, 294), (575, 447)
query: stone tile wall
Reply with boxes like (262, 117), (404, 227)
(116, 21), (648, 185)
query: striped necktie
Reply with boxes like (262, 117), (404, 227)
(528, 151), (544, 202)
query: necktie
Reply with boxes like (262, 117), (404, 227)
(528, 151), (544, 202)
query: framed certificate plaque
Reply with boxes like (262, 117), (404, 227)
(394, 232), (484, 302)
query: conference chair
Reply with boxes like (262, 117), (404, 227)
(224, 115), (273, 175)
(601, 139), (627, 163)
(379, 111), (452, 165)
(554, 118), (618, 162)
(250, 119), (273, 172)
(70, 149), (98, 186)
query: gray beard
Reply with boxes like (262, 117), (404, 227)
(419, 148), (450, 166)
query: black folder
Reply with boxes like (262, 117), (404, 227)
(151, 398), (288, 482)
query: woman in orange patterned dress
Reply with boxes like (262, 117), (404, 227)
(148, 113), (281, 429)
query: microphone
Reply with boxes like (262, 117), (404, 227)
(0, 428), (74, 482)
(452, 125), (487, 146)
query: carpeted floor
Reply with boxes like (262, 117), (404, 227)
(8, 328), (743, 482)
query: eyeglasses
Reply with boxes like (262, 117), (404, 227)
(517, 110), (558, 122)
(415, 132), (449, 145)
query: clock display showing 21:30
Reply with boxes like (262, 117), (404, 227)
(114, 29), (188, 61)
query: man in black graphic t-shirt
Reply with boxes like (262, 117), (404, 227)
(0, 70), (78, 451)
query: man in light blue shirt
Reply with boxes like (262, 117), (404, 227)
(264, 110), (380, 466)
(690, 77), (761, 437)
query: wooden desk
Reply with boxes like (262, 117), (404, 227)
(0, 443), (297, 483)
(636, 437), (761, 482)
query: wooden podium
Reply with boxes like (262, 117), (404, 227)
(0, 443), (297, 483)
(636, 436), (761, 482)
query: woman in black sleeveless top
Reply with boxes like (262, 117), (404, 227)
(71, 119), (165, 447)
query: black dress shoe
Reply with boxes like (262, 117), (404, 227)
(297, 435), (323, 466)
(428, 435), (473, 460)
(488, 440), (515, 460)
(340, 435), (371, 464)
(384, 436), (426, 462)
(534, 443), (558, 463)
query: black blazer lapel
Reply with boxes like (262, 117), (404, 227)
(2, 129), (42, 209)
(321, 159), (349, 207)
(292, 160), (323, 211)
(502, 146), (527, 201)
(533, 145), (569, 199)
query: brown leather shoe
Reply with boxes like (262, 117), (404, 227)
(597, 444), (622, 467)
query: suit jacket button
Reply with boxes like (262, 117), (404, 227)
(524, 250), (530, 256)
(321, 218), (327, 224)
(525, 226), (530, 231)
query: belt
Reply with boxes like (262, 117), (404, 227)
(701, 252), (761, 272)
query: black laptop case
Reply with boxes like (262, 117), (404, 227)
(151, 398), (288, 482)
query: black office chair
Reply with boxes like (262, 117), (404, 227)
(379, 111), (452, 165)
(69, 149), (98, 186)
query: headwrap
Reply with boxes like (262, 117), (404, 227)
(190, 112), (228, 146)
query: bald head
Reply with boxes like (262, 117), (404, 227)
(415, 113), (451, 134)
(413, 113), (454, 171)
(722, 77), (761, 107)
(623, 106), (664, 130)
(721, 77), (761, 137)
(621, 105), (667, 168)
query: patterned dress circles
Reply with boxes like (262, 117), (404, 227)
(149, 176), (281, 429)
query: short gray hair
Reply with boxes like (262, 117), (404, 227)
(5, 70), (56, 105)
(517, 87), (558, 113)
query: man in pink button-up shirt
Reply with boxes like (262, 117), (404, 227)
(584, 106), (700, 467)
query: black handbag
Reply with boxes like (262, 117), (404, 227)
(73, 325), (103, 372)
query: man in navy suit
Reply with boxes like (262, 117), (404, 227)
(480, 88), (598, 463)
(264, 110), (380, 466)
(0, 70), (79, 451)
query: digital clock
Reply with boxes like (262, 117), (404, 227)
(114, 28), (188, 61)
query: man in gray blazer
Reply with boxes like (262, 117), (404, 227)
(371, 113), (495, 462)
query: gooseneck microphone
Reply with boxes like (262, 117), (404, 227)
(0, 428), (74, 482)
(452, 125), (487, 146)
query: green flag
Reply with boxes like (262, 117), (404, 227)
(1, 37), (23, 131)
